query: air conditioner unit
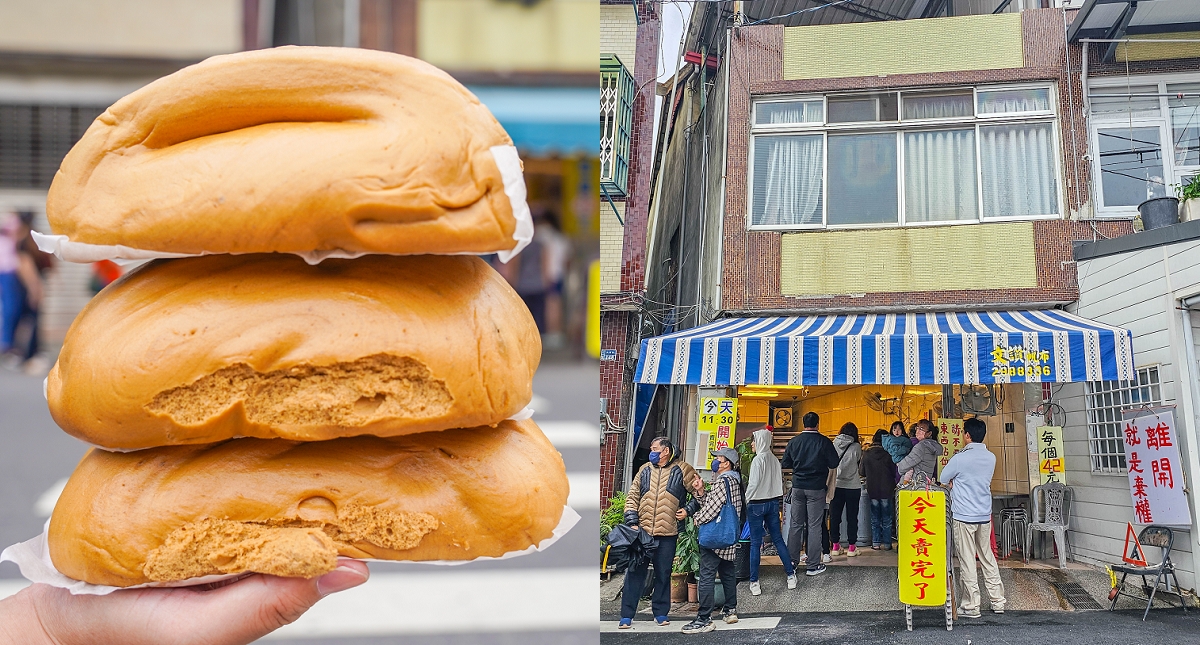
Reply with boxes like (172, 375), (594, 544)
(1057, 0), (1086, 9)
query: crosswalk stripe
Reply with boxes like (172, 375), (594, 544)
(599, 616), (783, 632)
(539, 421), (600, 447)
(567, 472), (599, 510)
(265, 567), (597, 638)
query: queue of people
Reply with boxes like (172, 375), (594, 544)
(617, 412), (1007, 632)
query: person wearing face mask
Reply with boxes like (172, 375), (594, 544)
(681, 448), (744, 635)
(898, 418), (941, 483)
(618, 437), (702, 630)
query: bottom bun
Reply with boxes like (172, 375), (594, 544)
(48, 419), (567, 587)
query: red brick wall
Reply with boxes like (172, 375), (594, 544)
(720, 10), (1134, 313)
(600, 311), (629, 503)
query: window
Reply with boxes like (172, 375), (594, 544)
(601, 55), (634, 197)
(1088, 77), (1200, 215)
(1085, 366), (1162, 474)
(749, 84), (1060, 229)
(0, 104), (106, 189)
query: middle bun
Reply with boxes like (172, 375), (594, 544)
(47, 254), (540, 450)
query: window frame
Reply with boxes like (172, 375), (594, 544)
(1088, 72), (1200, 218)
(1084, 365), (1163, 475)
(747, 82), (1063, 231)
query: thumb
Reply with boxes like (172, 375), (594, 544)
(186, 559), (370, 643)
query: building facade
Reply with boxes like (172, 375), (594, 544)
(604, 0), (1200, 595)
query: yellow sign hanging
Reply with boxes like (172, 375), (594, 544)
(699, 397), (737, 459)
(897, 489), (948, 606)
(1036, 425), (1066, 485)
(935, 418), (965, 478)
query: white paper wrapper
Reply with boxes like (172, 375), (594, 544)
(0, 505), (580, 596)
(33, 145), (533, 266)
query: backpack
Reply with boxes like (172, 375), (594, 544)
(697, 478), (740, 549)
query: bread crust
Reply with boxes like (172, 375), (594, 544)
(47, 419), (567, 587)
(46, 46), (520, 256)
(47, 254), (540, 449)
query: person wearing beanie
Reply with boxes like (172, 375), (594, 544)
(744, 426), (797, 596)
(860, 429), (900, 550)
(829, 422), (863, 557)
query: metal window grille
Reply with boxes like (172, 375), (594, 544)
(600, 54), (633, 197)
(1085, 366), (1162, 473)
(0, 104), (105, 190)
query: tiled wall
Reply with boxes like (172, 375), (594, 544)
(599, 200), (624, 293)
(599, 3), (636, 66)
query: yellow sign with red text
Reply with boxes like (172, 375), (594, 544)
(700, 397), (738, 458)
(935, 418), (965, 478)
(897, 489), (948, 606)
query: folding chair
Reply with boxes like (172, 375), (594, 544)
(1109, 525), (1189, 620)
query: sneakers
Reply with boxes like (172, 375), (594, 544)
(655, 616), (670, 626)
(749, 581), (761, 596)
(681, 619), (715, 634)
(821, 553), (832, 563)
(799, 553), (809, 565)
(847, 545), (857, 557)
(722, 611), (738, 624)
(832, 542), (842, 555)
(959, 608), (982, 618)
(618, 618), (632, 629)
(992, 606), (1005, 614)
(805, 563), (828, 577)
(787, 573), (798, 589)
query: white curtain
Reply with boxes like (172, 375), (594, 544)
(903, 94), (973, 120)
(757, 101), (821, 125)
(977, 89), (1051, 115)
(753, 134), (823, 226)
(980, 122), (1058, 217)
(904, 129), (978, 222)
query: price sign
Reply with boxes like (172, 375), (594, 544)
(1036, 426), (1065, 485)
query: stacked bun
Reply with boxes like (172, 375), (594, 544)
(40, 47), (568, 588)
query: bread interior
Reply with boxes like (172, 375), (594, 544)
(142, 503), (439, 582)
(145, 354), (452, 427)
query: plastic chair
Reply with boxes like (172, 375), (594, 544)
(1109, 525), (1189, 620)
(1025, 482), (1072, 568)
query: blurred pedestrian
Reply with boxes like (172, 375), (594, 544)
(535, 209), (570, 346)
(882, 419), (912, 463)
(829, 422), (863, 557)
(744, 426), (796, 596)
(940, 418), (1006, 617)
(5, 212), (51, 374)
(898, 419), (940, 483)
(781, 412), (839, 577)
(681, 448), (744, 635)
(496, 215), (552, 332)
(860, 429), (899, 550)
(618, 437), (701, 629)
(0, 212), (21, 354)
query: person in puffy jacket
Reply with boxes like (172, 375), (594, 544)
(618, 437), (701, 629)
(829, 423), (863, 557)
(881, 420), (912, 464)
(897, 419), (942, 482)
(744, 427), (797, 596)
(860, 429), (900, 550)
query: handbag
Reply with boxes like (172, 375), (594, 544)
(698, 478), (740, 549)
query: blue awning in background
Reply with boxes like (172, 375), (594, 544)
(469, 86), (598, 156)
(635, 310), (1136, 386)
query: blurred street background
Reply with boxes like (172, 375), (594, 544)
(0, 1), (600, 642)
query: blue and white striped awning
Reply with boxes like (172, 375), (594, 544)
(635, 310), (1135, 386)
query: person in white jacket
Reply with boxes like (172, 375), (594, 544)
(744, 427), (797, 596)
(830, 422), (864, 557)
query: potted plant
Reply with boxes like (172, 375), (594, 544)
(1177, 174), (1200, 223)
(673, 517), (700, 602)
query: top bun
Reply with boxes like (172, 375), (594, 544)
(46, 46), (529, 258)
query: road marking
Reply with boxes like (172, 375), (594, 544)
(33, 478), (68, 517)
(599, 616), (783, 632)
(540, 421), (600, 447)
(266, 567), (596, 638)
(567, 472), (599, 510)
